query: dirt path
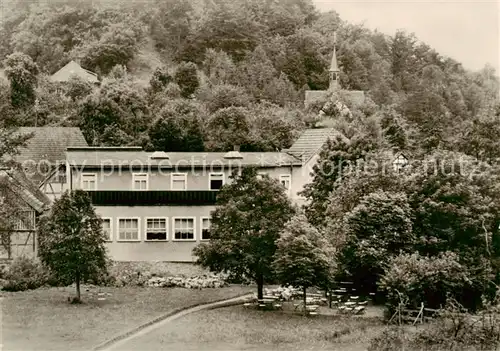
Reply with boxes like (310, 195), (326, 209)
(93, 293), (253, 351)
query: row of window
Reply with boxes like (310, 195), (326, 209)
(101, 217), (211, 242)
(81, 172), (292, 191)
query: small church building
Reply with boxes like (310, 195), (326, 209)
(304, 34), (365, 108)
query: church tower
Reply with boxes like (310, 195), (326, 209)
(329, 32), (340, 91)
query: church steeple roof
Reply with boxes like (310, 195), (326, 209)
(329, 32), (339, 72)
(329, 46), (339, 72)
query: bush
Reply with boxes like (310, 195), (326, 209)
(369, 298), (500, 351)
(379, 252), (489, 313)
(411, 298), (500, 351)
(2, 256), (51, 291)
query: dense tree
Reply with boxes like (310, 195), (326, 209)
(454, 104), (500, 164)
(273, 214), (334, 311)
(205, 106), (253, 151)
(174, 61), (199, 98)
(379, 108), (407, 151)
(301, 131), (377, 227)
(3, 52), (39, 108)
(406, 151), (500, 261)
(337, 191), (415, 294)
(77, 77), (149, 145)
(202, 49), (238, 86)
(150, 0), (193, 58)
(178, 0), (262, 63)
(79, 21), (143, 75)
(147, 100), (205, 152)
(149, 66), (172, 93)
(198, 84), (252, 113)
(38, 190), (109, 303)
(194, 168), (295, 299)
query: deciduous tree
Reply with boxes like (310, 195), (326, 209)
(273, 214), (334, 311)
(193, 168), (295, 299)
(38, 190), (109, 303)
(3, 52), (39, 109)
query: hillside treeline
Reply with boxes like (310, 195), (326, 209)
(0, 0), (498, 156)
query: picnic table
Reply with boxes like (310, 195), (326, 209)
(293, 297), (322, 315)
(257, 295), (282, 310)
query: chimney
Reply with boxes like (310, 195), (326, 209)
(233, 145), (240, 152)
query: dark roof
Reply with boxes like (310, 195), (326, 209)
(0, 168), (51, 213)
(15, 127), (88, 183)
(330, 46), (339, 72)
(65, 148), (302, 168)
(285, 128), (339, 162)
(16, 127), (88, 165)
(50, 60), (99, 83)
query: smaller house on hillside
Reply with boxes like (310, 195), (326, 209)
(50, 60), (99, 84)
(0, 168), (51, 259)
(15, 127), (89, 200)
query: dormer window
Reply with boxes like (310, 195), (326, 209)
(223, 151), (243, 159)
(393, 154), (409, 172)
(150, 151), (169, 160)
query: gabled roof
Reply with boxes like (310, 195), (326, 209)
(50, 61), (99, 84)
(15, 127), (88, 182)
(16, 127), (88, 165)
(0, 168), (51, 213)
(65, 148), (302, 168)
(285, 128), (339, 162)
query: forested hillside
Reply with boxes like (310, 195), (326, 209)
(0, 0), (498, 154)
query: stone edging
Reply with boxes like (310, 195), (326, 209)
(92, 292), (253, 351)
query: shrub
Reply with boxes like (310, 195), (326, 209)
(2, 256), (51, 291)
(370, 298), (500, 351)
(411, 298), (500, 351)
(379, 252), (489, 313)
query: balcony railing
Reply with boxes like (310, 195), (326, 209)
(86, 191), (218, 206)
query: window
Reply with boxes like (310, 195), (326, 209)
(171, 173), (187, 190)
(393, 154), (409, 172)
(173, 218), (195, 241)
(145, 218), (167, 241)
(209, 173), (224, 190)
(81, 173), (97, 190)
(257, 172), (268, 180)
(102, 218), (112, 241)
(132, 173), (148, 190)
(117, 218), (140, 241)
(279, 174), (291, 191)
(201, 218), (211, 240)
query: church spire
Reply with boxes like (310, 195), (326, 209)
(329, 32), (340, 91)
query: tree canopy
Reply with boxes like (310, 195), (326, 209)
(193, 167), (295, 299)
(37, 190), (109, 302)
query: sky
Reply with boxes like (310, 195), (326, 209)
(313, 0), (499, 73)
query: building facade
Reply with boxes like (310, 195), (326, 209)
(0, 168), (51, 259)
(54, 127), (335, 262)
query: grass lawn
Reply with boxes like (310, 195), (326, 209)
(1, 285), (253, 351)
(122, 304), (386, 351)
